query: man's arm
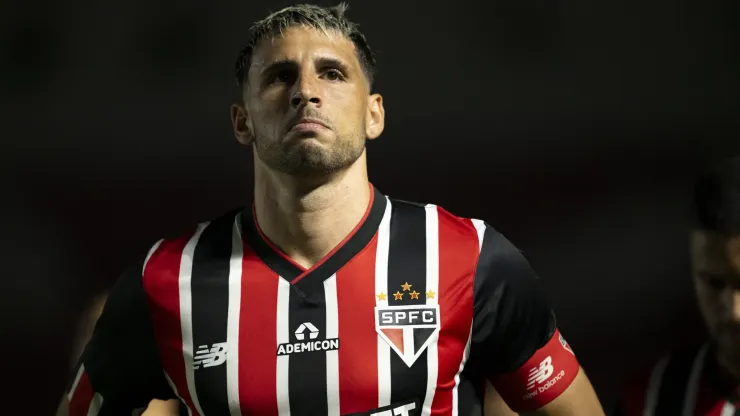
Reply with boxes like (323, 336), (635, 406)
(63, 258), (176, 415)
(471, 223), (604, 415)
(523, 369), (603, 415)
(484, 382), (517, 416)
(484, 371), (601, 416)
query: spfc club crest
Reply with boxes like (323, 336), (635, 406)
(375, 304), (440, 367)
(559, 333), (574, 355)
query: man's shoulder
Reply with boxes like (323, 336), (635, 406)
(386, 195), (492, 234)
(143, 208), (244, 265)
(385, 196), (521, 269)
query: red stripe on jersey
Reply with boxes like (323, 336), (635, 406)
(336, 236), (379, 414)
(238, 242), (280, 415)
(143, 234), (199, 415)
(68, 371), (94, 415)
(431, 210), (479, 413)
(706, 401), (732, 416)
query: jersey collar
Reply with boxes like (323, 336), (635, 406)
(241, 185), (387, 297)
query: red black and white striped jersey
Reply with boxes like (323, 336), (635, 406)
(616, 343), (740, 416)
(67, 187), (580, 415)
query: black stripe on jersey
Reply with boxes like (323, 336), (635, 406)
(83, 257), (175, 414)
(190, 215), (234, 416)
(288, 285), (329, 416)
(654, 345), (702, 416)
(456, 369), (483, 416)
(387, 200), (428, 414)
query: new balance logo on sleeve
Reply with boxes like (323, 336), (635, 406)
(193, 342), (228, 369)
(523, 356), (565, 400)
(276, 321), (340, 356)
(527, 356), (554, 390)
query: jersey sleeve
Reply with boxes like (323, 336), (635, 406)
(469, 224), (580, 413)
(66, 258), (175, 414)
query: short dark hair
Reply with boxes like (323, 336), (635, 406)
(234, 3), (377, 90)
(692, 156), (740, 235)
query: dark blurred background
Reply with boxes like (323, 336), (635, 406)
(1, 0), (739, 413)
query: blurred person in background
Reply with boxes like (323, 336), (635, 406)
(2, 189), (93, 415)
(614, 156), (740, 415)
(63, 3), (604, 415)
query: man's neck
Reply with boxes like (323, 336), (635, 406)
(253, 152), (372, 270)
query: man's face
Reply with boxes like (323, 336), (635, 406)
(231, 26), (384, 176)
(691, 230), (740, 365)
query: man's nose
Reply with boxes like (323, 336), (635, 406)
(290, 74), (321, 108)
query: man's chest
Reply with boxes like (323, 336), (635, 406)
(146, 259), (478, 416)
(142, 203), (485, 415)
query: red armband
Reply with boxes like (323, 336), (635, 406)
(490, 329), (580, 413)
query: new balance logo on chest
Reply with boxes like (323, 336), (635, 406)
(193, 342), (228, 369)
(276, 321), (340, 356)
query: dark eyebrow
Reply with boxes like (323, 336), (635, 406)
(314, 56), (351, 75)
(259, 56), (352, 78)
(260, 59), (297, 78)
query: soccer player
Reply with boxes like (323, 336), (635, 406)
(65, 3), (605, 415)
(614, 157), (740, 415)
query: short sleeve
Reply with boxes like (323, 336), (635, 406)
(469, 224), (580, 412)
(66, 258), (175, 414)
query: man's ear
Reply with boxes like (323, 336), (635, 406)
(365, 93), (385, 140)
(231, 103), (254, 146)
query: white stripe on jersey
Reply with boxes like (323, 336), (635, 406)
(180, 222), (209, 416)
(421, 204), (440, 416)
(68, 364), (85, 401)
(276, 278), (292, 416)
(472, 220), (486, 252)
(324, 274), (341, 416)
(451, 219), (486, 415)
(67, 363), (102, 415)
(720, 401), (736, 416)
(143, 239), (164, 274)
(681, 343), (708, 416)
(643, 355), (670, 416)
(87, 393), (103, 416)
(227, 216), (244, 415)
(375, 197), (393, 408)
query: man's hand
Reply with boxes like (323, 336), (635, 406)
(140, 399), (180, 415)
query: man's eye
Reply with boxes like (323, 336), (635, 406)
(272, 71), (293, 83)
(323, 69), (343, 81)
(702, 274), (727, 291)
